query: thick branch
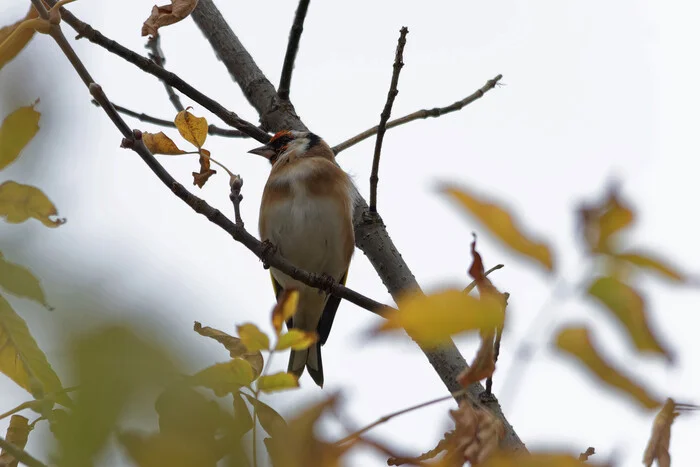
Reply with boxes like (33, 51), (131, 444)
(93, 100), (250, 137)
(43, 0), (271, 143)
(277, 0), (311, 101)
(191, 0), (305, 132)
(332, 74), (503, 154)
(370, 27), (408, 213)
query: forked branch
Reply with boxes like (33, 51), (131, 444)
(278, 0), (311, 101)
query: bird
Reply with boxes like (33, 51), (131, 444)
(250, 130), (355, 387)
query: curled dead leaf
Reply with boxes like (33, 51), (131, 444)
(142, 0), (200, 38)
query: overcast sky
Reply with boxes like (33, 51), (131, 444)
(1, 0), (699, 466)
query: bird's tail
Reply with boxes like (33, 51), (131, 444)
(287, 340), (323, 388)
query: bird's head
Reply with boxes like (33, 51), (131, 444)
(248, 130), (326, 165)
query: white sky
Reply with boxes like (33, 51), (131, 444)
(1, 0), (699, 466)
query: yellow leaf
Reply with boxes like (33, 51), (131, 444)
(588, 276), (672, 360)
(119, 431), (219, 467)
(272, 289), (299, 335)
(0, 181), (64, 227)
(174, 108), (207, 149)
(643, 399), (680, 467)
(441, 185), (554, 272)
(257, 372), (299, 393)
(237, 323), (270, 352)
(190, 359), (255, 396)
(141, 0), (200, 38)
(555, 326), (661, 410)
(376, 289), (505, 347)
(0, 100), (40, 170)
(0, 7), (39, 72)
(193, 322), (263, 377)
(579, 187), (634, 253)
(0, 294), (67, 404)
(615, 252), (685, 282)
(142, 131), (186, 155)
(275, 329), (317, 351)
(0, 251), (49, 308)
(241, 394), (286, 437)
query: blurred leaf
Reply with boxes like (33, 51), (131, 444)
(555, 326), (661, 410)
(257, 372), (299, 393)
(0, 181), (65, 227)
(232, 391), (253, 437)
(457, 331), (496, 388)
(615, 252), (685, 283)
(376, 289), (505, 347)
(0, 294), (66, 403)
(0, 100), (40, 171)
(174, 108), (207, 148)
(0, 7), (39, 72)
(192, 148), (216, 188)
(0, 414), (30, 467)
(241, 394), (286, 438)
(643, 399), (680, 467)
(58, 326), (179, 467)
(155, 385), (225, 444)
(193, 322), (263, 377)
(119, 431), (218, 467)
(478, 452), (591, 467)
(142, 131), (186, 155)
(588, 276), (672, 360)
(275, 329), (317, 351)
(441, 184), (554, 271)
(0, 251), (49, 308)
(141, 0), (200, 38)
(237, 323), (270, 353)
(190, 359), (255, 396)
(272, 290), (299, 335)
(579, 186), (634, 254)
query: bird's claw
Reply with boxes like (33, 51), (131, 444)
(260, 240), (277, 269)
(479, 390), (497, 403)
(317, 272), (336, 294)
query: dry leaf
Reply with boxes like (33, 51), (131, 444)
(193, 322), (263, 377)
(174, 108), (207, 148)
(0, 7), (39, 72)
(643, 399), (678, 467)
(579, 186), (634, 254)
(0, 414), (30, 467)
(446, 402), (504, 465)
(192, 149), (216, 188)
(0, 100), (40, 170)
(579, 447), (595, 462)
(142, 131), (186, 155)
(555, 326), (661, 410)
(257, 372), (299, 393)
(441, 184), (554, 272)
(479, 452), (591, 467)
(458, 331), (496, 388)
(141, 0), (200, 38)
(237, 323), (270, 353)
(587, 276), (672, 361)
(376, 289), (505, 347)
(0, 181), (64, 227)
(272, 289), (299, 335)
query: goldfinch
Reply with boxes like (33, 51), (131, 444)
(250, 130), (355, 387)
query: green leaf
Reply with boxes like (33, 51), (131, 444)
(0, 294), (67, 404)
(236, 323), (270, 352)
(0, 251), (49, 308)
(0, 100), (40, 170)
(190, 359), (255, 396)
(257, 372), (299, 393)
(275, 329), (317, 351)
(241, 393), (286, 437)
(232, 391), (253, 437)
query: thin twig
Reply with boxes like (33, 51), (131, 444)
(369, 27), (408, 213)
(278, 0), (311, 100)
(229, 175), (244, 227)
(333, 74), (503, 154)
(0, 435), (47, 467)
(91, 100), (250, 137)
(145, 35), (185, 112)
(43, 0), (271, 143)
(463, 264), (504, 295)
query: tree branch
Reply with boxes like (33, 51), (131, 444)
(144, 35), (185, 112)
(91, 100), (250, 137)
(277, 0), (311, 101)
(332, 74), (503, 154)
(43, 0), (271, 143)
(370, 27), (408, 213)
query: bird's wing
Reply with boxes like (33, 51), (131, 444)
(316, 269), (348, 346)
(270, 272), (294, 330)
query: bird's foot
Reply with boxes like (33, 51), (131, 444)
(260, 240), (277, 269)
(479, 390), (497, 404)
(317, 272), (336, 294)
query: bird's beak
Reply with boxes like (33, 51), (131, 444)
(248, 144), (276, 160)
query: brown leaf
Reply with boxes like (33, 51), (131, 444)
(193, 322), (263, 377)
(0, 415), (30, 467)
(0, 181), (65, 227)
(0, 7), (39, 72)
(578, 447), (595, 462)
(457, 331), (496, 388)
(587, 276), (672, 361)
(555, 326), (662, 410)
(441, 184), (554, 272)
(446, 402), (504, 465)
(142, 131), (186, 155)
(192, 149), (216, 188)
(579, 186), (634, 254)
(643, 399), (679, 467)
(0, 100), (41, 170)
(141, 0), (200, 38)
(478, 452), (592, 467)
(271, 289), (299, 336)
